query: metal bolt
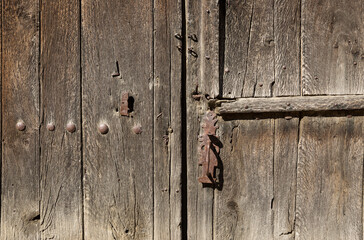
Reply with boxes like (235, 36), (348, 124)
(66, 122), (76, 133)
(132, 125), (142, 134)
(98, 123), (109, 134)
(16, 120), (26, 131)
(354, 62), (357, 65)
(47, 123), (55, 131)
(283, 66), (286, 69)
(259, 83), (263, 87)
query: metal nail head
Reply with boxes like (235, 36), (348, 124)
(16, 120), (26, 131)
(98, 123), (109, 134)
(66, 122), (76, 133)
(132, 125), (142, 134)
(47, 123), (55, 131)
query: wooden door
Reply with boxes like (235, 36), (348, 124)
(1, 0), (182, 239)
(185, 0), (364, 240)
(1, 0), (364, 239)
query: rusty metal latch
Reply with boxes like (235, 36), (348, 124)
(120, 92), (129, 116)
(198, 111), (220, 185)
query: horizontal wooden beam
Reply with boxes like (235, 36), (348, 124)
(217, 95), (364, 114)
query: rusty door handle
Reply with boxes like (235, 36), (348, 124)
(198, 111), (219, 185)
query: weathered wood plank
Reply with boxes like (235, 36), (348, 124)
(186, 0), (219, 99)
(273, 118), (299, 240)
(273, 0), (301, 96)
(214, 119), (274, 239)
(223, 0), (275, 98)
(40, 0), (82, 239)
(153, 0), (182, 239)
(1, 0), (40, 239)
(218, 95), (364, 114)
(296, 116), (363, 239)
(82, 0), (154, 239)
(186, 0), (217, 239)
(302, 0), (364, 95)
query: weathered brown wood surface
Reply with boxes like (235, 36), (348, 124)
(1, 0), (364, 239)
(40, 0), (82, 239)
(296, 117), (363, 239)
(222, 0), (300, 98)
(218, 95), (364, 114)
(302, 0), (364, 95)
(1, 0), (40, 239)
(153, 0), (183, 239)
(82, 1), (154, 239)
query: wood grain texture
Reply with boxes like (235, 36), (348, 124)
(273, 118), (299, 239)
(222, 0), (275, 98)
(186, 0), (219, 99)
(153, 0), (182, 239)
(218, 95), (364, 114)
(40, 0), (82, 239)
(296, 116), (364, 239)
(1, 0), (40, 238)
(214, 119), (274, 239)
(302, 0), (364, 95)
(186, 1), (216, 239)
(273, 0), (301, 97)
(82, 0), (154, 239)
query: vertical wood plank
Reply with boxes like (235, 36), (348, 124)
(273, 118), (299, 239)
(296, 116), (363, 239)
(153, 0), (182, 239)
(214, 119), (274, 240)
(186, 0), (219, 239)
(186, 0), (219, 99)
(302, 0), (364, 95)
(40, 0), (82, 239)
(273, 0), (301, 97)
(222, 0), (275, 98)
(1, 0), (40, 238)
(82, 0), (154, 239)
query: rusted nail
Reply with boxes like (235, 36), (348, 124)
(132, 125), (142, 134)
(47, 123), (55, 131)
(16, 120), (26, 131)
(66, 122), (76, 133)
(174, 33), (183, 40)
(192, 94), (203, 100)
(112, 61), (120, 77)
(120, 92), (129, 116)
(285, 116), (293, 120)
(259, 83), (263, 87)
(224, 68), (230, 73)
(98, 123), (109, 134)
(188, 34), (198, 42)
(245, 105), (249, 109)
(283, 66), (286, 70)
(354, 62), (357, 65)
(206, 9), (210, 14)
(188, 47), (198, 58)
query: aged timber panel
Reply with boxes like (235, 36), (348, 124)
(186, 0), (219, 239)
(82, 0), (154, 239)
(222, 0), (300, 98)
(40, 0), (82, 239)
(214, 118), (299, 240)
(296, 116), (364, 239)
(302, 0), (364, 95)
(153, 0), (183, 239)
(1, 0), (40, 239)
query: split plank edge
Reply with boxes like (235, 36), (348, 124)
(217, 95), (364, 114)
